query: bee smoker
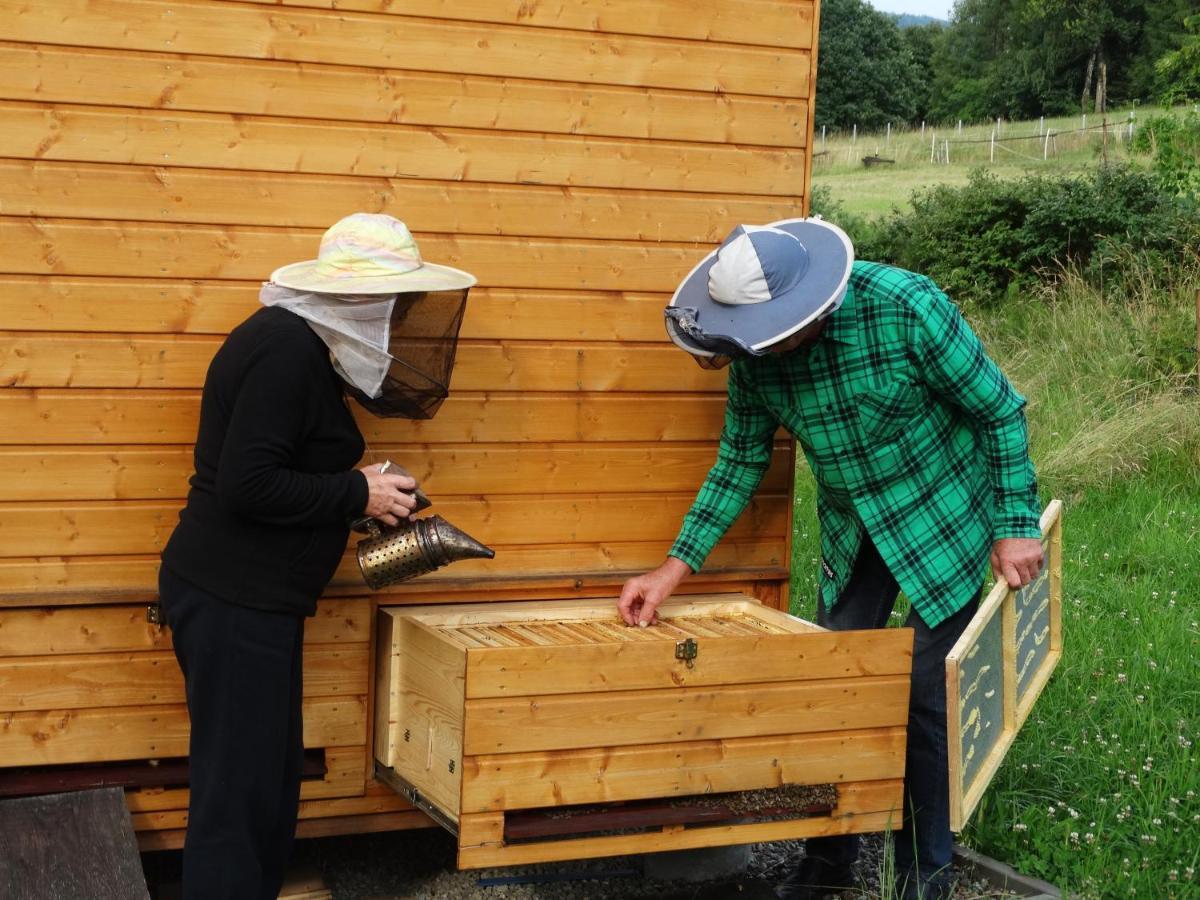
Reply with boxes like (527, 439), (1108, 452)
(352, 461), (494, 589)
(355, 515), (495, 589)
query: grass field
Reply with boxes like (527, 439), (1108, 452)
(790, 120), (1200, 896)
(811, 106), (1161, 218)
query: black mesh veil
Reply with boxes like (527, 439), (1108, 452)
(345, 288), (469, 419)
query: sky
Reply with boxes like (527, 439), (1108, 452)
(867, 0), (953, 20)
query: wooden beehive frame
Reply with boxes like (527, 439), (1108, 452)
(945, 500), (1063, 832)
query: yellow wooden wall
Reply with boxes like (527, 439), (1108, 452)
(0, 0), (814, 599)
(0, 0), (816, 844)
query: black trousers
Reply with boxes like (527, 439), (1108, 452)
(159, 566), (306, 900)
(804, 538), (978, 894)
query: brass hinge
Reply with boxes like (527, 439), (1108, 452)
(675, 638), (698, 669)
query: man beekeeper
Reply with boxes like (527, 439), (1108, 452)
(617, 219), (1043, 900)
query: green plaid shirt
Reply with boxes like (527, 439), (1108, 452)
(670, 261), (1041, 627)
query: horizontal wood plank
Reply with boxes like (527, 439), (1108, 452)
(0, 43), (807, 147)
(0, 645), (368, 711)
(0, 494), (787, 557)
(456, 781), (903, 867)
(0, 541), (788, 599)
(0, 102), (804, 196)
(0, 278), (681, 341)
(130, 790), (413, 831)
(0, 160), (801, 241)
(230, 0), (814, 49)
(0, 391), (732, 444)
(460, 727), (906, 812)
(125, 745), (367, 812)
(0, 216), (714, 292)
(0, 599), (368, 656)
(0, 0), (807, 96)
(0, 695), (366, 766)
(464, 629), (913, 698)
(0, 333), (732, 393)
(463, 675), (911, 754)
(0, 444), (790, 501)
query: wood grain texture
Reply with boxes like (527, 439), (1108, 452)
(462, 674), (911, 754)
(0, 391), (733, 444)
(0, 333), (732, 393)
(0, 645), (368, 711)
(0, 278), (676, 340)
(0, 599), (368, 656)
(1, 102), (804, 196)
(0, 47), (807, 146)
(464, 628), (912, 697)
(456, 781), (902, 868)
(124, 745), (367, 812)
(0, 0), (807, 96)
(0, 216), (717, 292)
(460, 727), (906, 812)
(0, 494), (787, 557)
(0, 696), (366, 766)
(0, 541), (788, 600)
(0, 160), (800, 241)
(229, 0), (815, 49)
(0, 788), (149, 900)
(0, 443), (789, 501)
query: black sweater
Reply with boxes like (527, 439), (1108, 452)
(162, 307), (369, 616)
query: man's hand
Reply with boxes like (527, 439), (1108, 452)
(991, 537), (1044, 589)
(617, 557), (692, 627)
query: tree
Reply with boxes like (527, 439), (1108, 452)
(1155, 14), (1200, 103)
(814, 0), (924, 129)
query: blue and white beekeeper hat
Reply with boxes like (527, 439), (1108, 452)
(665, 217), (854, 360)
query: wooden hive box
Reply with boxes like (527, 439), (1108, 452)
(376, 593), (913, 867)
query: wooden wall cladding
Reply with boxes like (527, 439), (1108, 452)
(0, 0), (814, 598)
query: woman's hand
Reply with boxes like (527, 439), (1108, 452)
(359, 462), (419, 526)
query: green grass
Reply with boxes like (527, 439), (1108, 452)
(811, 105), (1161, 219)
(788, 257), (1200, 896)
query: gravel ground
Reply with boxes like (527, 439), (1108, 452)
(143, 828), (1026, 899)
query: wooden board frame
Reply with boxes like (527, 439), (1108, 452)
(945, 500), (1063, 832)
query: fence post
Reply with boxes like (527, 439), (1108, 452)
(886, 122), (891, 147)
(996, 116), (1001, 136)
(957, 119), (963, 135)
(930, 129), (936, 162)
(1043, 129), (1052, 160)
(990, 128), (996, 163)
(822, 124), (826, 150)
(849, 123), (856, 164)
(1039, 116), (1044, 135)
(921, 120), (925, 139)
(944, 139), (950, 165)
(1081, 113), (1087, 131)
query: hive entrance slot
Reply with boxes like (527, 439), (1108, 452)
(502, 783), (839, 843)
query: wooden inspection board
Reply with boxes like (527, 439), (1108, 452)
(945, 500), (1064, 832)
(0, 0), (821, 848)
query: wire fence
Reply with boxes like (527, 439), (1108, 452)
(813, 113), (1141, 170)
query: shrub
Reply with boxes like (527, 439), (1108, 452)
(865, 166), (1200, 305)
(1130, 110), (1200, 196)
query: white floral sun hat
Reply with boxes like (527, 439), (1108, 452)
(270, 213), (476, 295)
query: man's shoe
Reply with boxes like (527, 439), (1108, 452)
(774, 855), (856, 899)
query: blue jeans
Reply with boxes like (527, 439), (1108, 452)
(803, 538), (978, 895)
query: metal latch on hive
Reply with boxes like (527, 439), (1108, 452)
(675, 638), (698, 668)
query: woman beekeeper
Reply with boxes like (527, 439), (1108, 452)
(159, 213), (476, 900)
